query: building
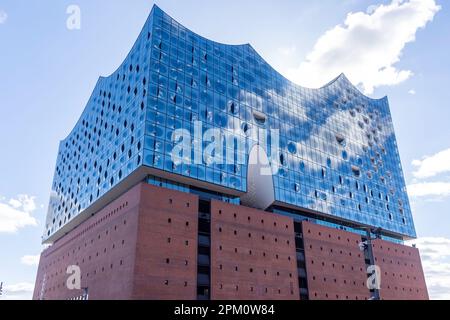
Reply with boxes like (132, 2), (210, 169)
(33, 5), (428, 300)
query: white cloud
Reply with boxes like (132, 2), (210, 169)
(0, 282), (34, 300)
(412, 148), (450, 179)
(0, 10), (7, 24)
(0, 195), (38, 233)
(407, 237), (450, 300)
(408, 89), (416, 95)
(286, 0), (440, 94)
(21, 254), (40, 266)
(407, 182), (450, 198)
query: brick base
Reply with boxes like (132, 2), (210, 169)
(33, 183), (428, 300)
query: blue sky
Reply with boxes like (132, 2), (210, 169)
(0, 0), (449, 299)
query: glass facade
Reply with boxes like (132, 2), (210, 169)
(44, 5), (415, 242)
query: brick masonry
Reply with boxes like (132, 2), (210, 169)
(302, 221), (371, 300)
(132, 183), (198, 299)
(372, 239), (429, 300)
(210, 200), (299, 300)
(33, 183), (198, 300)
(33, 183), (429, 300)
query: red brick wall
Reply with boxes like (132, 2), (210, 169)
(33, 183), (142, 300)
(210, 201), (299, 300)
(33, 182), (429, 300)
(372, 239), (428, 300)
(131, 183), (198, 299)
(33, 183), (198, 300)
(301, 221), (370, 300)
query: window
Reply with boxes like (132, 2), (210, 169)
(253, 111), (267, 124)
(279, 153), (286, 166)
(342, 150), (348, 160)
(287, 141), (297, 154)
(336, 134), (345, 146)
(352, 165), (361, 177)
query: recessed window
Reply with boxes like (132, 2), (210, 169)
(287, 142), (297, 154)
(336, 134), (346, 146)
(352, 165), (361, 177)
(241, 122), (251, 135)
(279, 153), (287, 166)
(300, 161), (305, 172)
(253, 111), (266, 124)
(342, 150), (348, 160)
